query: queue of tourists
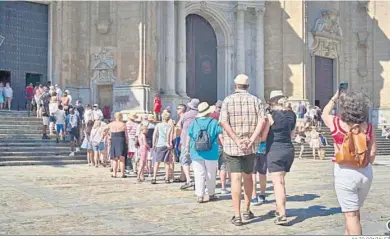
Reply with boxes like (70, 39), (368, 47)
(16, 73), (376, 236)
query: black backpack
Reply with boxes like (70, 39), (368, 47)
(194, 119), (213, 151)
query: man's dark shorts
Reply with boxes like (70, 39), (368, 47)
(253, 153), (267, 175)
(225, 153), (255, 174)
(70, 127), (80, 141)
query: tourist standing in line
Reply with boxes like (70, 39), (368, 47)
(48, 92), (59, 136)
(0, 82), (4, 111)
(25, 83), (34, 113)
(309, 126), (321, 160)
(4, 82), (13, 111)
(264, 90), (296, 225)
(55, 84), (63, 103)
(209, 100), (230, 194)
(66, 108), (81, 156)
(186, 102), (222, 203)
(251, 121), (269, 206)
(172, 104), (187, 183)
(151, 111), (173, 184)
(154, 93), (162, 122)
(65, 90), (72, 105)
(62, 92), (71, 115)
(35, 85), (43, 118)
(84, 104), (93, 126)
(126, 113), (138, 174)
(55, 105), (66, 143)
(91, 120), (105, 167)
(322, 90), (376, 235)
(178, 98), (199, 190)
(93, 104), (104, 121)
(108, 112), (128, 178)
(137, 125), (149, 181)
(81, 120), (95, 166)
(219, 74), (266, 226)
(41, 107), (50, 140)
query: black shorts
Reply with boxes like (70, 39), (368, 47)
(267, 145), (295, 173)
(253, 153), (267, 175)
(70, 127), (80, 141)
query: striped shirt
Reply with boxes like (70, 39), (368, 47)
(219, 90), (266, 156)
(126, 121), (138, 139)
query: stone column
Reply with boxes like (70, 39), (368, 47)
(177, 1), (187, 97)
(255, 7), (265, 100)
(235, 4), (246, 74)
(165, 0), (176, 95)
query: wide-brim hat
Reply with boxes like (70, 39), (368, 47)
(147, 114), (156, 122)
(269, 90), (285, 102)
(187, 98), (200, 110)
(234, 74), (249, 85)
(128, 113), (138, 121)
(197, 102), (216, 118)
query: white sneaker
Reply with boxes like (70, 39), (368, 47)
(76, 147), (80, 152)
(69, 152), (75, 156)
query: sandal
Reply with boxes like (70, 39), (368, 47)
(151, 178), (157, 184)
(274, 215), (288, 225)
(165, 179), (171, 184)
(231, 216), (243, 226)
(111, 175), (116, 178)
(197, 197), (204, 203)
(180, 182), (193, 190)
(173, 178), (185, 183)
(120, 175), (127, 178)
(243, 210), (255, 220)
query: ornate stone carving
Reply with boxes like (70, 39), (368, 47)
(235, 4), (247, 13)
(200, 1), (207, 12)
(96, 19), (111, 34)
(311, 10), (343, 59)
(313, 10), (342, 38)
(358, 1), (369, 11)
(91, 48), (116, 84)
(255, 6), (266, 16)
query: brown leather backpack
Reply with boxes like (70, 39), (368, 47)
(335, 124), (370, 168)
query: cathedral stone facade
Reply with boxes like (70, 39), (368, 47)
(1, 1), (390, 124)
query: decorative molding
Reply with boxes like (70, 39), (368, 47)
(357, 32), (368, 48)
(96, 19), (111, 34)
(312, 10), (342, 39)
(235, 4), (248, 13)
(255, 6), (266, 16)
(200, 1), (207, 12)
(357, 1), (369, 11)
(91, 48), (116, 85)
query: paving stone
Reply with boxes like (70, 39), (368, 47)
(0, 161), (389, 235)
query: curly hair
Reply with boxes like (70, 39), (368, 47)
(339, 90), (370, 124)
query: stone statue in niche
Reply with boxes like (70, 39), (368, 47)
(91, 48), (117, 84)
(313, 10), (342, 37)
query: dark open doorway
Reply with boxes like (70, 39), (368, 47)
(25, 73), (41, 87)
(186, 14), (217, 105)
(0, 71), (11, 85)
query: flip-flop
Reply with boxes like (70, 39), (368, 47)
(231, 216), (243, 226)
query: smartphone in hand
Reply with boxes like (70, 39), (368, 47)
(339, 82), (348, 96)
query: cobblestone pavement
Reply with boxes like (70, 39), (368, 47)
(0, 160), (389, 236)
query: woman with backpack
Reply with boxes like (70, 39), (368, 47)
(322, 90), (377, 235)
(186, 102), (222, 203)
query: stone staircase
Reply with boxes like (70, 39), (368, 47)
(293, 128), (390, 159)
(0, 110), (87, 166)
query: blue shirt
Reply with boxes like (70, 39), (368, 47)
(187, 117), (222, 161)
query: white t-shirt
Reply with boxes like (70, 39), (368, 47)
(84, 109), (93, 123)
(93, 109), (103, 121)
(55, 110), (66, 124)
(68, 95), (73, 105)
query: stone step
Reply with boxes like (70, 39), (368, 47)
(0, 155), (86, 162)
(0, 141), (70, 146)
(0, 159), (87, 167)
(0, 146), (70, 151)
(0, 125), (42, 130)
(0, 129), (43, 134)
(0, 116), (44, 121)
(0, 151), (86, 157)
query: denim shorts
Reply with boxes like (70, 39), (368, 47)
(92, 142), (104, 152)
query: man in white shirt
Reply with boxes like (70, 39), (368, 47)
(92, 104), (103, 121)
(84, 104), (94, 125)
(55, 105), (66, 143)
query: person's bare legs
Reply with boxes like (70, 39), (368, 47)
(179, 167), (186, 181)
(153, 162), (160, 179)
(251, 173), (258, 199)
(147, 160), (153, 176)
(259, 173), (267, 196)
(242, 172), (253, 212)
(299, 145), (304, 159)
(112, 158), (118, 177)
(344, 211), (362, 235)
(169, 161), (174, 180)
(183, 165), (191, 183)
(220, 168), (227, 190)
(119, 156), (125, 177)
(164, 162), (170, 181)
(312, 148), (316, 160)
(93, 149), (99, 167)
(271, 172), (287, 216)
(231, 172), (243, 218)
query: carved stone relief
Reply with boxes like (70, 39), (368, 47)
(91, 47), (117, 84)
(311, 10), (343, 59)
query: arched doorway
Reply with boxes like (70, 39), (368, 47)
(186, 14), (217, 105)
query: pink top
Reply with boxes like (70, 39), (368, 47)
(330, 116), (373, 145)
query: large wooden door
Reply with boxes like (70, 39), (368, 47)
(98, 85), (113, 109)
(186, 14), (217, 105)
(315, 56), (334, 109)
